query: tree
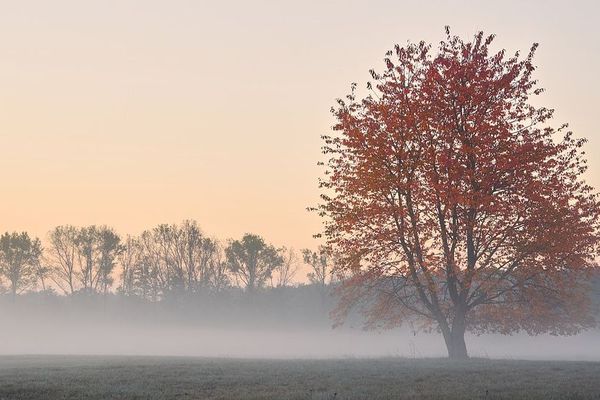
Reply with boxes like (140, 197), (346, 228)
(75, 226), (97, 292)
(119, 232), (162, 301)
(118, 221), (229, 300)
(302, 246), (334, 291)
(170, 220), (219, 293)
(225, 234), (282, 292)
(70, 225), (122, 294)
(318, 28), (600, 359)
(95, 226), (122, 295)
(46, 225), (121, 295)
(47, 225), (79, 294)
(0, 232), (42, 300)
(206, 243), (230, 293)
(273, 247), (299, 287)
(34, 264), (52, 292)
(119, 235), (139, 297)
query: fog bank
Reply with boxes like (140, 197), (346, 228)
(2, 319), (599, 361)
(1, 289), (598, 361)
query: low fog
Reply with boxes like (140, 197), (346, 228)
(1, 292), (598, 361)
(0, 223), (599, 362)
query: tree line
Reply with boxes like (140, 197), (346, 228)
(0, 220), (335, 301)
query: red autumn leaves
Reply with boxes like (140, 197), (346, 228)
(319, 29), (600, 357)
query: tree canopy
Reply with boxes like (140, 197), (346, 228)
(319, 28), (600, 358)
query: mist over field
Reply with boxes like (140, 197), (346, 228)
(2, 292), (599, 361)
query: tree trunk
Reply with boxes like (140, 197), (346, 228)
(442, 314), (469, 360)
(445, 329), (468, 359)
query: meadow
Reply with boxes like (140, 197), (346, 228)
(0, 356), (599, 399)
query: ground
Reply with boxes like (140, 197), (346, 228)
(0, 356), (599, 399)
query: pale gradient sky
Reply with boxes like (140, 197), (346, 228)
(1, 0), (598, 249)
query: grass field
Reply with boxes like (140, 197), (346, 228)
(0, 356), (599, 399)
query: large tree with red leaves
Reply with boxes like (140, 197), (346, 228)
(318, 28), (600, 359)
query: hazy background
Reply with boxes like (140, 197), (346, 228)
(1, 291), (599, 360)
(0, 0), (599, 251)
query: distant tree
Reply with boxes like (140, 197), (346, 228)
(226, 234), (283, 293)
(46, 225), (79, 294)
(137, 228), (170, 299)
(118, 221), (227, 300)
(319, 29), (600, 359)
(95, 226), (122, 295)
(152, 221), (219, 294)
(45, 225), (123, 295)
(302, 246), (334, 291)
(119, 235), (140, 297)
(119, 232), (161, 301)
(0, 232), (42, 300)
(207, 243), (231, 293)
(34, 264), (52, 292)
(174, 220), (219, 292)
(273, 247), (299, 287)
(75, 226), (97, 292)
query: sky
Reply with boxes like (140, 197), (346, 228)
(0, 0), (598, 250)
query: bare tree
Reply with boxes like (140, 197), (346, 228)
(170, 220), (218, 292)
(119, 235), (139, 296)
(273, 247), (299, 287)
(149, 221), (219, 295)
(302, 246), (334, 291)
(207, 243), (230, 292)
(75, 226), (96, 292)
(118, 221), (227, 300)
(95, 226), (122, 294)
(34, 264), (52, 292)
(120, 232), (162, 301)
(47, 225), (79, 294)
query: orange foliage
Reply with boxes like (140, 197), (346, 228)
(319, 28), (600, 357)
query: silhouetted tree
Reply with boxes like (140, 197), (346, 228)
(34, 264), (51, 292)
(118, 221), (227, 300)
(302, 246), (334, 291)
(273, 247), (299, 287)
(96, 227), (122, 295)
(72, 226), (122, 294)
(226, 234), (282, 293)
(46, 225), (79, 294)
(119, 235), (140, 297)
(75, 226), (97, 292)
(0, 231), (42, 300)
(207, 243), (230, 293)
